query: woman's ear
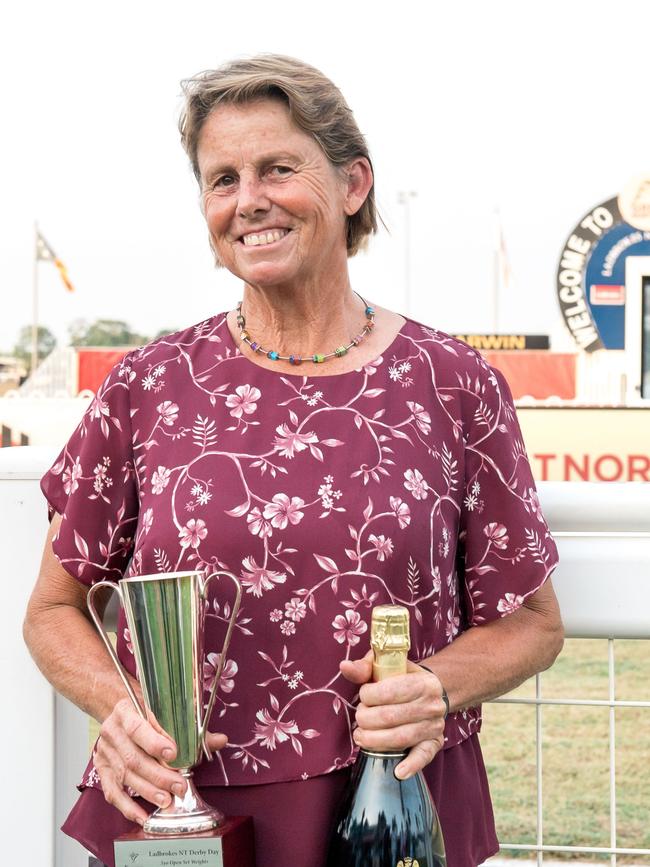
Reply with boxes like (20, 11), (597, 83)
(343, 157), (373, 217)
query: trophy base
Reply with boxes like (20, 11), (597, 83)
(143, 770), (224, 835)
(114, 815), (254, 867)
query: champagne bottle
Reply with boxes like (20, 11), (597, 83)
(327, 605), (446, 867)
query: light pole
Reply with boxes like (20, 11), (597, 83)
(398, 190), (417, 316)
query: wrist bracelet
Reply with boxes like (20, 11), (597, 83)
(417, 663), (450, 718)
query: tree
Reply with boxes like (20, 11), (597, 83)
(13, 325), (57, 365)
(68, 318), (150, 347)
(153, 327), (179, 340)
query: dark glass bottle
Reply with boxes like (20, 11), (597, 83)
(327, 605), (446, 867)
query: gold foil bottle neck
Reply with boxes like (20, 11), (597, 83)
(371, 605), (410, 681)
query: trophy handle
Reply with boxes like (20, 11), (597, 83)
(198, 570), (242, 761)
(87, 580), (148, 722)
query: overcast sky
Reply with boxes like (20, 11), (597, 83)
(2, 0), (649, 353)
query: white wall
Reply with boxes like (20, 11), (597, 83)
(1, 447), (89, 867)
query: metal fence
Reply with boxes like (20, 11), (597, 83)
(489, 484), (650, 866)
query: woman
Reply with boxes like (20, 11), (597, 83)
(24, 55), (563, 867)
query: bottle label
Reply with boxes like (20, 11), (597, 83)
(397, 859), (420, 867)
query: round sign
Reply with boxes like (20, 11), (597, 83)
(618, 173), (650, 231)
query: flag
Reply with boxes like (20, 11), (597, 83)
(36, 230), (75, 292)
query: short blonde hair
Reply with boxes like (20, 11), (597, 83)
(179, 54), (377, 256)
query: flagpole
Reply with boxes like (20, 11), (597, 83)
(492, 209), (500, 333)
(31, 220), (39, 375)
(398, 190), (417, 316)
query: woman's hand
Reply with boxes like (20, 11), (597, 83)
(340, 651), (446, 780)
(94, 698), (227, 826)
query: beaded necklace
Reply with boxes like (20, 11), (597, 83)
(235, 294), (375, 365)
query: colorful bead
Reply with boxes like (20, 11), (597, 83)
(235, 293), (373, 366)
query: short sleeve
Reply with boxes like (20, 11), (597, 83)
(458, 363), (558, 626)
(40, 354), (139, 586)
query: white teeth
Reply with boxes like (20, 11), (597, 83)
(242, 229), (288, 247)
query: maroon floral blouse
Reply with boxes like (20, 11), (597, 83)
(41, 313), (558, 790)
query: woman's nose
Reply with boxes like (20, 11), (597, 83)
(237, 175), (271, 218)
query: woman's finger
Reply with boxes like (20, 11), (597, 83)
(122, 768), (175, 810)
(353, 719), (440, 753)
(339, 650), (373, 685)
(355, 695), (445, 730)
(97, 764), (148, 826)
(395, 737), (445, 780)
(115, 702), (178, 763)
(359, 671), (432, 707)
(205, 731), (228, 753)
(99, 717), (185, 796)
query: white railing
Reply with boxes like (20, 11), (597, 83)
(1, 448), (648, 867)
(489, 482), (650, 867)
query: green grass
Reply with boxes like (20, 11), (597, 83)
(481, 639), (650, 863)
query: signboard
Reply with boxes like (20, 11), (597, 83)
(518, 407), (650, 482)
(454, 334), (550, 351)
(557, 174), (650, 352)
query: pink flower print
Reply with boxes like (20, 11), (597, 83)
(527, 487), (545, 523)
(332, 610), (368, 646)
(284, 597), (307, 622)
(62, 457), (82, 495)
(141, 508), (154, 534)
(203, 652), (238, 693)
(151, 465), (171, 494)
(432, 565), (442, 594)
(273, 423), (318, 459)
(369, 534), (394, 561)
(246, 507), (273, 539)
(178, 518), (208, 549)
(157, 400), (179, 426)
(253, 708), (299, 750)
(446, 606), (460, 641)
(85, 765), (100, 787)
(484, 522), (509, 549)
(389, 496), (411, 529)
(263, 493), (305, 529)
(407, 401), (432, 435)
(404, 468), (429, 501)
(280, 620), (296, 636)
(359, 355), (383, 375)
(90, 395), (110, 421)
(240, 556), (286, 597)
(497, 592), (525, 615)
(226, 384), (261, 419)
(269, 609), (283, 622)
(92, 457), (112, 498)
(123, 627), (133, 655)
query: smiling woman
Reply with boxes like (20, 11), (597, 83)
(23, 54), (563, 867)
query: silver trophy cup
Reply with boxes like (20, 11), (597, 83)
(87, 570), (241, 835)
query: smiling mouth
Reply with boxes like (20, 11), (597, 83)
(240, 228), (291, 247)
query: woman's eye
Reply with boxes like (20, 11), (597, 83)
(270, 165), (293, 177)
(214, 175), (236, 189)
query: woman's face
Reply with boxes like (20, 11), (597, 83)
(197, 99), (351, 289)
